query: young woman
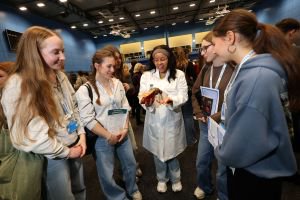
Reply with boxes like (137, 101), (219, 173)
(76, 48), (142, 200)
(0, 26), (85, 200)
(191, 32), (234, 200)
(139, 45), (188, 193)
(103, 45), (142, 177)
(212, 9), (299, 200)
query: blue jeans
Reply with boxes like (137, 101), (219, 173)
(45, 158), (86, 200)
(94, 136), (138, 200)
(182, 98), (196, 145)
(153, 156), (181, 183)
(196, 121), (228, 200)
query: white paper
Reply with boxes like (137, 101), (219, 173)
(106, 109), (128, 135)
(200, 86), (219, 115)
(207, 117), (226, 149)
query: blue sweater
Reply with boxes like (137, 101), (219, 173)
(215, 54), (297, 178)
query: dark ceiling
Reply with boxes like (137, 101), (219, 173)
(3, 0), (260, 38)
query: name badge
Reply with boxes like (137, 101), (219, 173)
(67, 120), (78, 134)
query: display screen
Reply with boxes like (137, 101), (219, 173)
(4, 29), (22, 51)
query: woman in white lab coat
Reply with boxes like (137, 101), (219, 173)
(139, 45), (188, 193)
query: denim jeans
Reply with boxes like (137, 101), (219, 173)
(182, 98), (197, 145)
(196, 121), (228, 200)
(94, 136), (138, 200)
(153, 155), (181, 183)
(45, 158), (86, 200)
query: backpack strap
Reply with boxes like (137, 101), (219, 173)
(84, 83), (93, 102)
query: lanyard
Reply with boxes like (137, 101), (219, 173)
(55, 75), (72, 116)
(209, 64), (227, 89)
(223, 50), (255, 105)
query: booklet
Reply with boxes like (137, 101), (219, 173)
(207, 117), (226, 149)
(200, 86), (219, 116)
(106, 108), (128, 135)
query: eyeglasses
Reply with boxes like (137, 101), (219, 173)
(199, 44), (213, 54)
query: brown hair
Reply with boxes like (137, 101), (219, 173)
(213, 9), (300, 110)
(90, 49), (115, 105)
(10, 26), (61, 144)
(175, 47), (188, 70)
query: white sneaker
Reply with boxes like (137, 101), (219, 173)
(194, 187), (205, 199)
(132, 190), (142, 200)
(172, 181), (182, 192)
(157, 181), (167, 193)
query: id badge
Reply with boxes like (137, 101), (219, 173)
(67, 120), (78, 134)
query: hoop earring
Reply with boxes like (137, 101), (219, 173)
(227, 45), (236, 53)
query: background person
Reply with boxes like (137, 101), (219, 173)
(175, 46), (197, 146)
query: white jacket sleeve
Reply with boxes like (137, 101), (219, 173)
(1, 76), (69, 159)
(166, 70), (188, 110)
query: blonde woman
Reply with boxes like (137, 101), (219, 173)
(1, 26), (86, 200)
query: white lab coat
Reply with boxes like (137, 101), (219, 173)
(139, 69), (188, 162)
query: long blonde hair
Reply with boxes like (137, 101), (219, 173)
(10, 26), (61, 144)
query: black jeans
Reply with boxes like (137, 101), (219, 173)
(227, 168), (282, 200)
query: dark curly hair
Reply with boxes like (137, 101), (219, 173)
(148, 45), (177, 82)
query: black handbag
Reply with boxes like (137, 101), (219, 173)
(84, 83), (98, 155)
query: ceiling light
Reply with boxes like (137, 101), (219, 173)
(71, 25), (76, 29)
(155, 26), (159, 28)
(37, 3), (45, 7)
(190, 3), (196, 7)
(103, 34), (107, 37)
(94, 36), (98, 38)
(144, 27), (148, 30)
(19, 6), (27, 11)
(83, 23), (88, 27)
(119, 17), (124, 20)
(172, 23), (176, 26)
(150, 11), (156, 14)
(135, 14), (141, 17)
(108, 19), (114, 22)
(209, 0), (215, 3)
(173, 6), (179, 10)
(59, 0), (67, 2)
(199, 18), (204, 21)
(132, 30), (135, 32)
(185, 20), (189, 23)
(98, 20), (103, 24)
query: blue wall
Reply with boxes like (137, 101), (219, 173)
(0, 3), (96, 72)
